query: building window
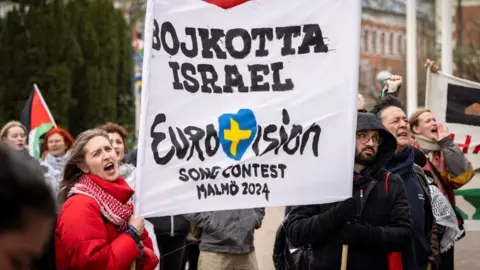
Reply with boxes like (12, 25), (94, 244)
(424, 38), (430, 57)
(418, 39), (423, 56)
(372, 30), (377, 54)
(397, 34), (404, 56)
(389, 33), (394, 56)
(380, 32), (385, 55)
(363, 29), (369, 52)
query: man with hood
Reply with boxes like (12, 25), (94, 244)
(371, 95), (440, 270)
(284, 112), (413, 270)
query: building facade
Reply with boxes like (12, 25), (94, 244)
(359, 0), (436, 107)
(451, 0), (480, 81)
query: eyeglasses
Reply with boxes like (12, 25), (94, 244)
(356, 132), (383, 145)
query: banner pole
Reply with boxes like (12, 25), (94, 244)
(341, 245), (348, 270)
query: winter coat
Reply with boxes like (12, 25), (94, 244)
(414, 135), (474, 195)
(184, 208), (265, 254)
(55, 176), (158, 270)
(386, 146), (440, 269)
(412, 136), (474, 230)
(284, 112), (414, 270)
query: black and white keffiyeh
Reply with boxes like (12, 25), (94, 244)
(428, 180), (464, 253)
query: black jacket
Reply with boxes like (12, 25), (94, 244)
(413, 164), (440, 267)
(284, 113), (414, 270)
(147, 215), (190, 237)
(124, 147), (138, 166)
(386, 147), (440, 268)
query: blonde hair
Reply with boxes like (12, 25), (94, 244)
(409, 108), (432, 134)
(0, 121), (27, 141)
(58, 129), (110, 203)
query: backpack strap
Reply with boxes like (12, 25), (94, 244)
(385, 172), (391, 196)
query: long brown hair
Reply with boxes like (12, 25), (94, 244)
(59, 129), (110, 203)
(97, 122), (128, 144)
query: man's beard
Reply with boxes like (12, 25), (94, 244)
(355, 149), (376, 166)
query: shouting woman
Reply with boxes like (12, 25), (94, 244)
(55, 129), (159, 269)
(98, 122), (135, 187)
(408, 59), (476, 270)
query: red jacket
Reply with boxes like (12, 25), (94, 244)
(55, 177), (159, 270)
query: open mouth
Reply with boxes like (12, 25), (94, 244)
(431, 127), (438, 134)
(397, 131), (409, 138)
(104, 162), (115, 174)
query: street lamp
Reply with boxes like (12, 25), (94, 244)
(376, 70), (391, 82)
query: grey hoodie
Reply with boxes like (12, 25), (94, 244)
(184, 208), (265, 254)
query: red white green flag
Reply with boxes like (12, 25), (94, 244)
(20, 84), (56, 159)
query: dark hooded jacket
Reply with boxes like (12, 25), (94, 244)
(284, 113), (413, 270)
(386, 145), (439, 269)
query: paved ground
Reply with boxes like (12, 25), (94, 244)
(455, 230), (480, 269)
(254, 207), (480, 270)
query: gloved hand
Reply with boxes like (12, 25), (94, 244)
(332, 197), (357, 225)
(339, 223), (381, 246)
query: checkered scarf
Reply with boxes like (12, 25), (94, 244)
(428, 183), (463, 253)
(69, 174), (134, 230)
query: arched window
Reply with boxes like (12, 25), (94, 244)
(372, 30), (377, 54)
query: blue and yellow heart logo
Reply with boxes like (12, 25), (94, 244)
(218, 109), (257, 161)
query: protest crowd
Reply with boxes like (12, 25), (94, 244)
(0, 54), (476, 270)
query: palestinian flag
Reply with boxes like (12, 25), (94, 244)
(20, 84), (56, 159)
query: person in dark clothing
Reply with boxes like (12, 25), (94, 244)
(124, 147), (138, 166)
(0, 144), (56, 270)
(371, 95), (440, 269)
(123, 146), (190, 269)
(181, 226), (201, 270)
(150, 219), (189, 270)
(284, 112), (413, 270)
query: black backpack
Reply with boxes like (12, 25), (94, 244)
(272, 214), (311, 270)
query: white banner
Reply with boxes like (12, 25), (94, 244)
(426, 71), (480, 230)
(135, 0), (361, 217)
